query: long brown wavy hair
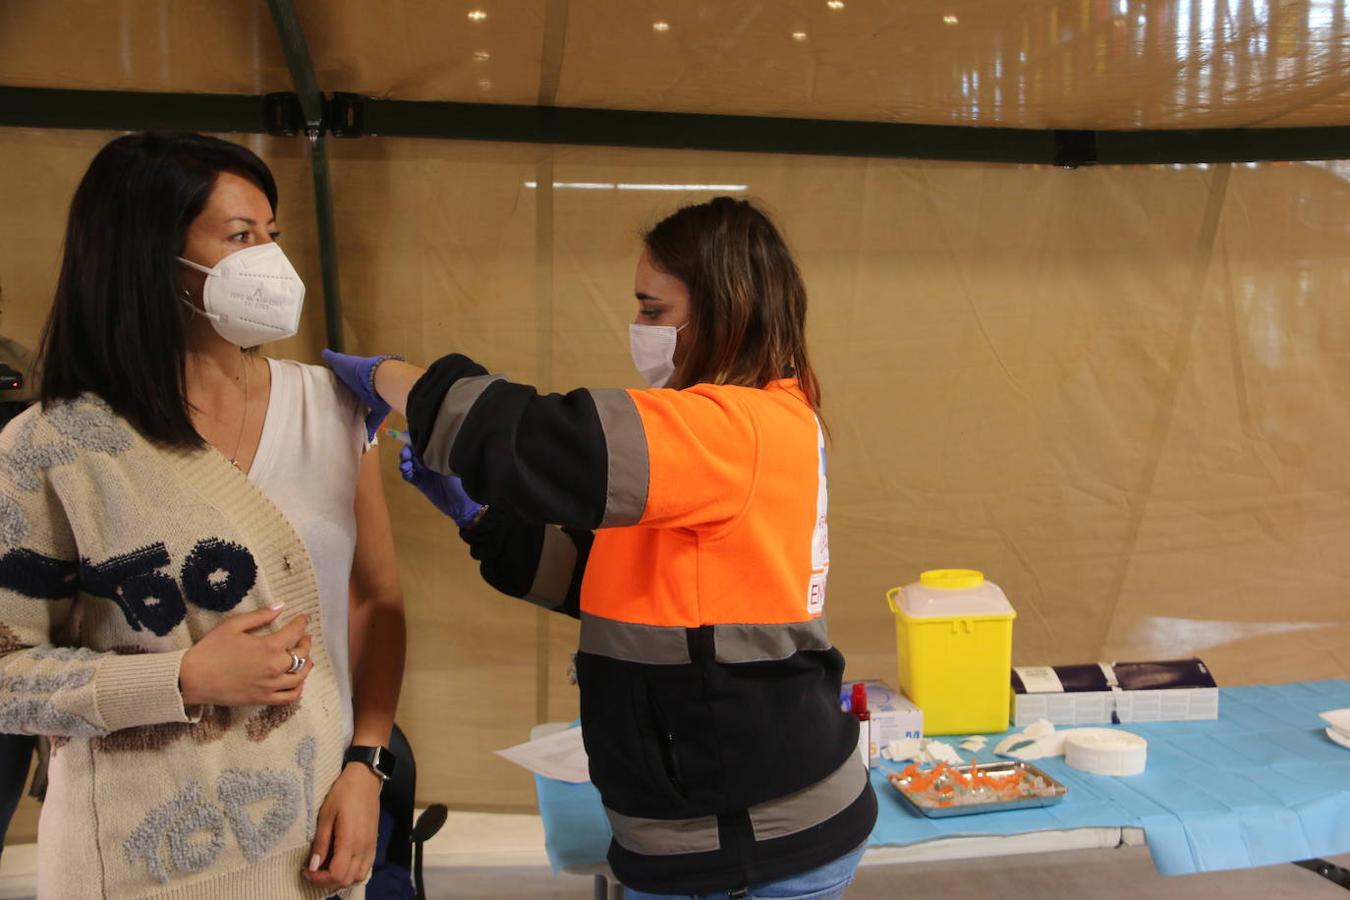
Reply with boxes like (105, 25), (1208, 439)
(641, 197), (823, 419)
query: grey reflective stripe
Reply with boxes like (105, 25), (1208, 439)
(606, 756), (867, 856)
(605, 807), (721, 856)
(524, 525), (577, 610)
(421, 374), (504, 474)
(590, 389), (649, 527)
(713, 618), (833, 663)
(579, 613), (690, 664)
(748, 754), (868, 842)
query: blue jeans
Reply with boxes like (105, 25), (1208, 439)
(623, 845), (866, 900)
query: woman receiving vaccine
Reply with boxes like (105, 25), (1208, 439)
(327, 197), (875, 899)
(0, 132), (404, 898)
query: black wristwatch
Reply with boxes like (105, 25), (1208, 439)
(344, 745), (397, 782)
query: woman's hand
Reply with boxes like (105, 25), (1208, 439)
(178, 606), (313, 707)
(303, 763), (382, 891)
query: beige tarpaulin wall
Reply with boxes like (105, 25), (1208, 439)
(2, 0), (1349, 846)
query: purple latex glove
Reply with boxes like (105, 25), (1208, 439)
(399, 443), (483, 527)
(321, 348), (403, 442)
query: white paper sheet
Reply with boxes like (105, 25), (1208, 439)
(1319, 708), (1350, 738)
(494, 726), (591, 783)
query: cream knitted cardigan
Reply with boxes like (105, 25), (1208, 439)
(0, 395), (352, 899)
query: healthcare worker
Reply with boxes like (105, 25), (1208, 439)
(325, 197), (876, 898)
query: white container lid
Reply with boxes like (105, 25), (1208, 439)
(894, 569), (1014, 618)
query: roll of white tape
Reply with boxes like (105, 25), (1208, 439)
(1064, 728), (1147, 776)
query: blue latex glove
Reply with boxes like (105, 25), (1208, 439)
(399, 443), (483, 527)
(321, 348), (402, 442)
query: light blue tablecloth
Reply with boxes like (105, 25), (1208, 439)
(535, 680), (1350, 876)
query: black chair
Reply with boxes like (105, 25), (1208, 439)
(0, 399), (36, 860)
(376, 723), (447, 900)
(0, 735), (35, 857)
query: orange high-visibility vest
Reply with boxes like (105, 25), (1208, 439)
(583, 379), (830, 627)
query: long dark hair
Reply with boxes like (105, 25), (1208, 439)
(38, 131), (278, 446)
(642, 197), (824, 417)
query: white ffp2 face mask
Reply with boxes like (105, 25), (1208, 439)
(629, 322), (687, 388)
(177, 242), (305, 348)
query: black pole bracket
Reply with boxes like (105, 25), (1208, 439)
(263, 92), (306, 137)
(326, 93), (366, 138)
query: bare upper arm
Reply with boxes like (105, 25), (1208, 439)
(350, 445), (402, 607)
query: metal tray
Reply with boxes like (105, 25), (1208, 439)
(887, 760), (1067, 818)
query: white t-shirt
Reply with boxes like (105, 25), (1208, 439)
(249, 358), (368, 744)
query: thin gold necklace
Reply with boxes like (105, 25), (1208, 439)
(228, 352), (248, 469)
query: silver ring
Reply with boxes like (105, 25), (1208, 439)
(287, 653), (305, 675)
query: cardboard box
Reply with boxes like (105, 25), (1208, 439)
(1011, 658), (1218, 726)
(842, 680), (924, 760)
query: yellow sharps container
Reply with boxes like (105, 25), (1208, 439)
(887, 569), (1016, 735)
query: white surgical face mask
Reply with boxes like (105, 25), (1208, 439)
(177, 242), (305, 348)
(629, 322), (687, 388)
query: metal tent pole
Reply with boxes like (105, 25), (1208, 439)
(264, 0), (345, 352)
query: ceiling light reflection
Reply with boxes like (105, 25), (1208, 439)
(467, 9), (486, 22)
(617, 183), (748, 191)
(792, 31), (808, 41)
(473, 50), (491, 62)
(523, 182), (749, 192)
(827, 0), (845, 8)
(652, 20), (670, 32)
(943, 14), (959, 25)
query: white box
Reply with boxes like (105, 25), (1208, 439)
(1113, 687), (1219, 723)
(842, 680), (923, 761)
(1011, 659), (1219, 727)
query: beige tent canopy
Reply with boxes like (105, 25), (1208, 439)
(5, 1), (1349, 127)
(1, 1), (1349, 825)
